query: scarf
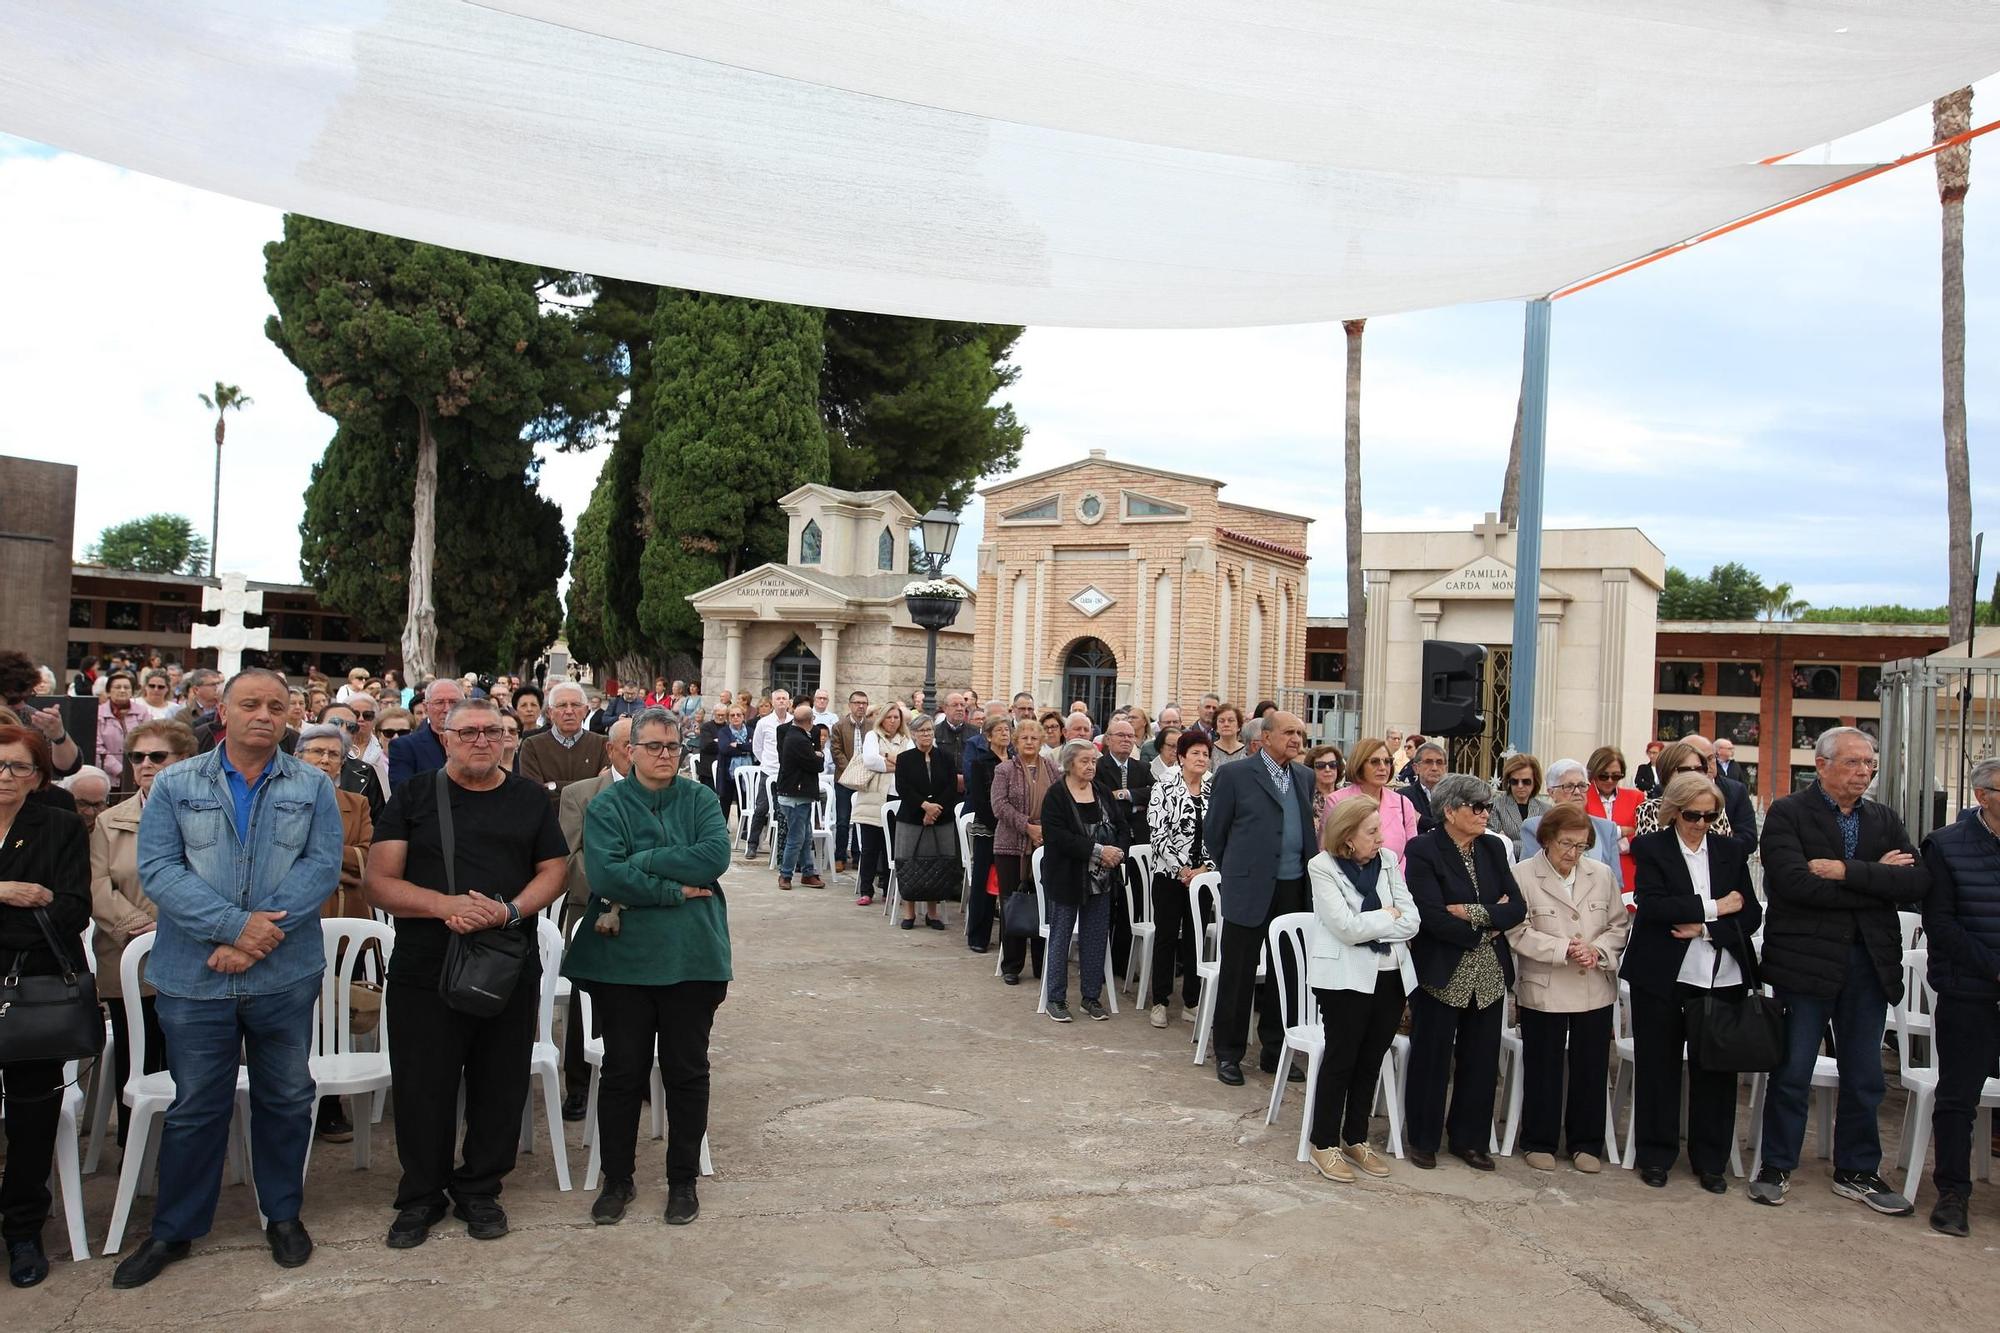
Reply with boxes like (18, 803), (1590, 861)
(1336, 854), (1390, 954)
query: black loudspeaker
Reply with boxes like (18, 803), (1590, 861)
(1419, 641), (1487, 737)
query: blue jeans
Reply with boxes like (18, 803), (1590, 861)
(1045, 893), (1111, 1008)
(152, 974), (320, 1241)
(1761, 940), (1889, 1174)
(778, 796), (818, 878)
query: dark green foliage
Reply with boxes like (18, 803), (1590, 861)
(1658, 563), (1769, 621)
(635, 292), (827, 653)
(298, 426), (567, 669)
(1797, 604), (1989, 626)
(821, 311), (1024, 511)
(86, 513), (210, 575)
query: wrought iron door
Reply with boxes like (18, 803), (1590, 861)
(1447, 645), (1511, 778)
(1061, 638), (1119, 732)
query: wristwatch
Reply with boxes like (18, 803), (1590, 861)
(504, 901), (521, 926)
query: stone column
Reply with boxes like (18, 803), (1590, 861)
(1535, 604), (1562, 761)
(817, 622), (842, 699)
(1133, 556), (1149, 707)
(1598, 571), (1630, 750)
(723, 621), (744, 693)
(1361, 571), (1392, 738)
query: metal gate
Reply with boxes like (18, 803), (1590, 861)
(1447, 645), (1512, 779)
(1879, 656), (2000, 841)
(1061, 638), (1119, 732)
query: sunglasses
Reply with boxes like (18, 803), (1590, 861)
(1678, 809), (1721, 824)
(1506, 776), (1536, 786)
(129, 749), (174, 765)
(1465, 801), (1494, 815)
(1601, 771), (1625, 781)
(379, 726), (411, 738)
(1312, 760), (1342, 771)
(1673, 763), (1705, 774)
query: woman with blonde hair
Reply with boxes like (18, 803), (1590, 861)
(1326, 738), (1421, 857)
(853, 702), (910, 908)
(1302, 794), (1419, 1183)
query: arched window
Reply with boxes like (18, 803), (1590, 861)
(877, 527), (896, 571)
(769, 636), (821, 699)
(799, 519), (822, 565)
(1060, 638), (1119, 731)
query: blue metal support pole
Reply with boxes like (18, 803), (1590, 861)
(1508, 299), (1553, 756)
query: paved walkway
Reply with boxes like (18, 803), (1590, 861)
(19, 857), (1999, 1331)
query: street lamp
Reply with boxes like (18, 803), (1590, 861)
(904, 507), (963, 710)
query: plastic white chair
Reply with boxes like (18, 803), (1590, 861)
(1494, 1019), (1523, 1154)
(1188, 872), (1225, 1064)
(516, 918), (573, 1191)
(80, 922), (122, 1176)
(1031, 847), (1118, 1015)
(1262, 913), (1324, 1161)
(1483, 830), (1518, 865)
(576, 987), (714, 1190)
(734, 768), (769, 857)
(1893, 949), (2000, 1195)
(305, 919), (395, 1170)
(105, 932), (255, 1255)
(881, 800), (903, 919)
(955, 808), (976, 903)
(53, 1060), (91, 1260)
(1122, 844), (1156, 999)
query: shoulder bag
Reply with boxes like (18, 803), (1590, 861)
(0, 907), (106, 1064)
(1681, 929), (1784, 1073)
(435, 770), (533, 1018)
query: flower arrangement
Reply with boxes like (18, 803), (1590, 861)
(902, 579), (965, 600)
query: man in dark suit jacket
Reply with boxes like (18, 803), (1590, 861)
(387, 679), (460, 791)
(1093, 714), (1154, 982)
(1401, 741), (1447, 834)
(1203, 711), (1317, 1087)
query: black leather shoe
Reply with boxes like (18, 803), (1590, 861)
(1002, 972), (1021, 986)
(592, 1177), (636, 1226)
(1931, 1191), (1970, 1238)
(1215, 1060), (1246, 1087)
(968, 943), (989, 954)
(453, 1196), (509, 1240)
(1698, 1173), (1728, 1195)
(561, 1091), (590, 1122)
(1408, 1149), (1437, 1170)
(1640, 1167), (1670, 1188)
(267, 1219), (313, 1268)
(1287, 1065), (1306, 1083)
(111, 1237), (190, 1289)
(665, 1181), (700, 1226)
(385, 1201), (449, 1249)
(7, 1238), (48, 1289)
(1451, 1146), (1496, 1172)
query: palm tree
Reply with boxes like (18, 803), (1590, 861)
(1342, 319), (1367, 709)
(1498, 324), (1529, 525)
(1936, 88), (1975, 647)
(196, 382), (253, 576)
(1758, 582), (1810, 622)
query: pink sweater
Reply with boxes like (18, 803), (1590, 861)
(1325, 784), (1422, 857)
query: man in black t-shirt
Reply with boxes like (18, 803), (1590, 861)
(364, 697), (567, 1250)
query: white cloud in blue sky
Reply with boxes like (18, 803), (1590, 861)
(1, 81), (1993, 625)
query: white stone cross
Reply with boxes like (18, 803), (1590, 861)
(190, 572), (271, 676)
(1473, 512), (1513, 559)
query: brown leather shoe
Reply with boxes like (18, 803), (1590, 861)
(834, 860), (848, 874)
(799, 875), (825, 887)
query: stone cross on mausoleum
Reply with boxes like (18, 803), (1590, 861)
(1473, 512), (1513, 558)
(190, 572), (270, 676)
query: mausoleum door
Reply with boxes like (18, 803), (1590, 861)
(1062, 639), (1119, 732)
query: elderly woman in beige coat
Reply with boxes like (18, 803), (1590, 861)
(89, 716), (196, 1143)
(1505, 802), (1629, 1173)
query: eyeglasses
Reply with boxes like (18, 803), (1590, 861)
(1551, 781), (1589, 794)
(1677, 809), (1721, 824)
(1600, 771), (1625, 781)
(446, 726), (507, 743)
(329, 719), (360, 732)
(299, 747), (346, 763)
(379, 727), (411, 738)
(129, 749), (174, 765)
(633, 740), (684, 756)
(1312, 760), (1342, 771)
(351, 710), (375, 721)
(1553, 838), (1592, 853)
(0, 760), (40, 779)
(1673, 763), (1705, 774)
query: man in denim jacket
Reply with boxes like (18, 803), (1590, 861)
(115, 668), (342, 1288)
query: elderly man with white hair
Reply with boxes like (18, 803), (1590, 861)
(1520, 761), (1623, 883)
(388, 677), (461, 790)
(517, 679), (610, 815)
(60, 765), (113, 832)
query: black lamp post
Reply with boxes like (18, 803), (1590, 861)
(903, 506), (963, 708)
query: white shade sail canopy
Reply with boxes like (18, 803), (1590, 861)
(2, 1), (1995, 327)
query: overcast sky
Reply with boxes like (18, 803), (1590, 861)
(2, 81), (1992, 623)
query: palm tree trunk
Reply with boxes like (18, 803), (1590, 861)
(1499, 327), (1528, 525)
(1342, 319), (1367, 708)
(403, 406), (440, 678)
(209, 413), (224, 576)
(1938, 87), (1974, 647)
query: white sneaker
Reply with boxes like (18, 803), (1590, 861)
(1149, 1004), (1169, 1028)
(1182, 1006), (1199, 1024)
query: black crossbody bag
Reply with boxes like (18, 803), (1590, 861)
(434, 770), (533, 1017)
(1681, 928), (1784, 1073)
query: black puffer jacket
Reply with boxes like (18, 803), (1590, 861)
(1758, 783), (1927, 1001)
(1922, 810), (2000, 1001)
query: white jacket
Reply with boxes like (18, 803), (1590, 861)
(1306, 848), (1421, 995)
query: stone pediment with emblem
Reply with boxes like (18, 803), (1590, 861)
(1413, 557), (1570, 602)
(689, 565), (851, 617)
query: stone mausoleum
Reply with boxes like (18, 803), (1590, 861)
(970, 450), (1310, 724)
(689, 485), (974, 705)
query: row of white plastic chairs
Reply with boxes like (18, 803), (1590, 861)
(56, 912), (710, 1264)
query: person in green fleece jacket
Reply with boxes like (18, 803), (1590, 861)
(566, 708), (732, 1228)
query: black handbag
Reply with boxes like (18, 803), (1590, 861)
(434, 771), (533, 1018)
(1681, 930), (1784, 1073)
(1001, 858), (1039, 940)
(0, 908), (106, 1065)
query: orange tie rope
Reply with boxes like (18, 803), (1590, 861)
(1553, 116), (2000, 300)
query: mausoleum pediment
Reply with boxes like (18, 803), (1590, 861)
(1413, 557), (1570, 602)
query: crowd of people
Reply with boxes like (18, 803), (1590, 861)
(0, 643), (1995, 1295)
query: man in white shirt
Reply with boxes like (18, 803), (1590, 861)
(811, 688), (839, 775)
(746, 688), (792, 857)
